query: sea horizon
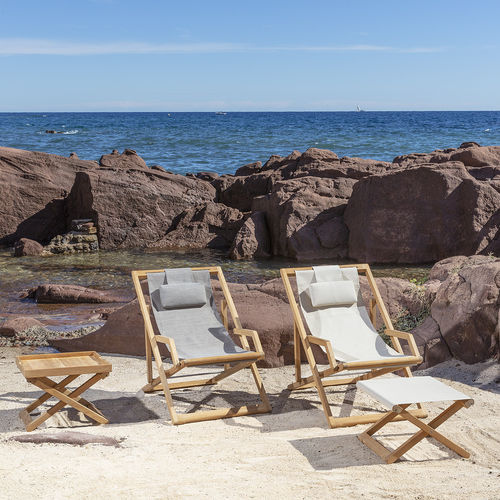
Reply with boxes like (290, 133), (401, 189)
(1, 110), (499, 174)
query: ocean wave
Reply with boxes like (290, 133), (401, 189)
(39, 129), (79, 135)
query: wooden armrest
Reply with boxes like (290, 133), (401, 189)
(155, 335), (180, 365)
(233, 328), (263, 354)
(307, 336), (337, 368)
(384, 329), (420, 357)
(385, 329), (411, 339)
(308, 336), (330, 347)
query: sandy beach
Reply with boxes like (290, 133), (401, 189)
(0, 348), (498, 499)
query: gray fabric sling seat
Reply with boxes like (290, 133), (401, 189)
(147, 268), (249, 360)
(295, 265), (410, 365)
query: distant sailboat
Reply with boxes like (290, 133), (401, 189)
(356, 105), (365, 112)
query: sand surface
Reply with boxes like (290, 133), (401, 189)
(0, 347), (498, 499)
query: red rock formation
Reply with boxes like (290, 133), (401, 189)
(29, 284), (133, 304)
(0, 316), (44, 337)
(1, 143), (500, 263)
(13, 238), (44, 256)
(344, 163), (500, 263)
(0, 147), (217, 250)
(99, 149), (148, 169)
(229, 211), (271, 259)
(153, 202), (244, 250)
(430, 255), (500, 364)
(253, 176), (352, 260)
(0, 147), (98, 245)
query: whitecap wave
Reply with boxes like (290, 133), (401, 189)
(62, 129), (78, 135)
(484, 128), (491, 132)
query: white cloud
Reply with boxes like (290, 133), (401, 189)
(0, 38), (444, 55)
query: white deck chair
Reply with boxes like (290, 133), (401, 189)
(281, 263), (426, 428)
(132, 266), (271, 424)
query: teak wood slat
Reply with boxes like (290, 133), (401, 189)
(280, 263), (426, 428)
(132, 266), (271, 425)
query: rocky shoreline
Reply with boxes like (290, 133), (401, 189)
(1, 142), (499, 262)
(0, 143), (499, 370)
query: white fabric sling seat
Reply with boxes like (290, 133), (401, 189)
(295, 265), (416, 366)
(147, 268), (248, 360)
(281, 263), (425, 429)
(132, 266), (271, 425)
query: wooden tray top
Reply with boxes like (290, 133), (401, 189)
(16, 351), (112, 378)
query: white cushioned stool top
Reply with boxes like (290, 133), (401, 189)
(357, 376), (473, 410)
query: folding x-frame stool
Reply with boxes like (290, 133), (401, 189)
(357, 376), (473, 463)
(16, 351), (112, 431)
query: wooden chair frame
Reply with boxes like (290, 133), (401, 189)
(132, 266), (271, 425)
(280, 263), (427, 428)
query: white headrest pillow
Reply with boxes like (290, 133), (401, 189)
(308, 280), (357, 308)
(159, 282), (207, 309)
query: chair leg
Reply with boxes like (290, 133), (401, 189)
(148, 358), (271, 424)
(294, 322), (301, 383)
(145, 324), (153, 385)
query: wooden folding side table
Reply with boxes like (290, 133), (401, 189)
(357, 376), (474, 464)
(16, 351), (112, 431)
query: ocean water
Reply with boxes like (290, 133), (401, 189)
(1, 111), (499, 174)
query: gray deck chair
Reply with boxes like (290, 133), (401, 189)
(132, 266), (271, 424)
(281, 263), (425, 428)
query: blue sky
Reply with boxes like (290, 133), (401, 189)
(0, 0), (499, 111)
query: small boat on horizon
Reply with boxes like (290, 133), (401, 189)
(215, 111), (227, 115)
(356, 105), (365, 112)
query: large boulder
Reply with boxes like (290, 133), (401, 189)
(29, 284), (133, 304)
(0, 316), (44, 337)
(13, 238), (44, 257)
(65, 168), (216, 249)
(229, 211), (271, 259)
(234, 161), (263, 177)
(153, 202), (244, 250)
(282, 149), (391, 181)
(253, 177), (353, 260)
(51, 298), (147, 355)
(430, 256), (500, 364)
(344, 163), (500, 263)
(359, 276), (433, 323)
(0, 147), (98, 245)
(394, 142), (500, 168)
(0, 147), (216, 250)
(99, 149), (148, 170)
(213, 173), (273, 212)
(410, 316), (452, 369)
(407, 255), (500, 368)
